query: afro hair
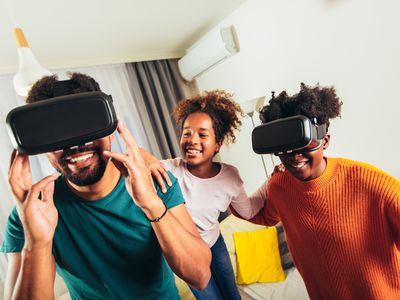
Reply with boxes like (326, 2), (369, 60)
(260, 83), (343, 131)
(26, 72), (100, 104)
(173, 90), (244, 145)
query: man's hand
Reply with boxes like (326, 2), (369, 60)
(8, 151), (59, 249)
(105, 122), (211, 289)
(8, 150), (32, 203)
(104, 121), (164, 216)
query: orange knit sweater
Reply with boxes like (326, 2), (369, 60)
(250, 157), (400, 300)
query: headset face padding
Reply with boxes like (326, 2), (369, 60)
(252, 115), (326, 155)
(6, 91), (117, 155)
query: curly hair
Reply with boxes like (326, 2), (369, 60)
(260, 83), (343, 131)
(173, 90), (244, 145)
(26, 72), (101, 103)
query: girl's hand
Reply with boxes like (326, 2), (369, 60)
(139, 148), (172, 193)
(275, 163), (286, 173)
(271, 163), (285, 177)
(148, 161), (171, 193)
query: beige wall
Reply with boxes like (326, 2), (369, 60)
(195, 0), (400, 193)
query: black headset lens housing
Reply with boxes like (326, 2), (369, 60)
(252, 115), (327, 156)
(6, 91), (117, 155)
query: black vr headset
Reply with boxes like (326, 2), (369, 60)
(6, 81), (117, 155)
(252, 115), (327, 155)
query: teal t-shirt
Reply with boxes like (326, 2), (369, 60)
(1, 173), (185, 300)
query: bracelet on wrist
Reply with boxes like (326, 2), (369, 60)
(145, 201), (168, 222)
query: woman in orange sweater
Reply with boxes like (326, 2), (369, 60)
(241, 83), (400, 299)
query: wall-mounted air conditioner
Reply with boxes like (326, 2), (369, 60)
(178, 25), (240, 81)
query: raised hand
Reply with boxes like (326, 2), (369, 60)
(8, 151), (59, 248)
(105, 122), (211, 289)
(8, 150), (32, 203)
(103, 121), (162, 211)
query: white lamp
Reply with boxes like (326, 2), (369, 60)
(241, 96), (265, 118)
(13, 28), (52, 97)
(242, 96), (273, 177)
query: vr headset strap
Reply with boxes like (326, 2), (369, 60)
(316, 123), (327, 139)
(53, 80), (74, 97)
(311, 117), (327, 139)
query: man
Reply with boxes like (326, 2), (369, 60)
(1, 73), (211, 300)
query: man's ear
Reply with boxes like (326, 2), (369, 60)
(322, 133), (330, 150)
(109, 134), (115, 143)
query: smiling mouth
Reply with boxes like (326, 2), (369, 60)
(186, 148), (202, 155)
(65, 153), (94, 164)
(287, 161), (308, 169)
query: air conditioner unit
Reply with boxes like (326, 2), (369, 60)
(178, 25), (240, 81)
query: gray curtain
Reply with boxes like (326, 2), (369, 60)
(125, 59), (191, 159)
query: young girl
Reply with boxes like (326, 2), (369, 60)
(239, 83), (400, 299)
(141, 90), (264, 300)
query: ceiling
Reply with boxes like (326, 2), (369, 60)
(0, 0), (247, 75)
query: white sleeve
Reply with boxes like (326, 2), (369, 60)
(161, 158), (182, 173)
(230, 172), (268, 220)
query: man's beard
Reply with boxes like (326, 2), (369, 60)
(57, 146), (108, 186)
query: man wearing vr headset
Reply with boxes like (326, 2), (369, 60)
(234, 83), (400, 299)
(1, 73), (211, 300)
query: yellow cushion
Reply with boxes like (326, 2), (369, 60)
(233, 227), (286, 284)
(174, 275), (195, 300)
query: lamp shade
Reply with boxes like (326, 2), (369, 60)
(13, 28), (52, 97)
(241, 96), (265, 117)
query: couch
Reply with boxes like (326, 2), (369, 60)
(218, 214), (310, 300)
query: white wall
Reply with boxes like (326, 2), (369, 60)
(195, 0), (400, 193)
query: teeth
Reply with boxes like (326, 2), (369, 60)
(291, 162), (306, 169)
(187, 149), (201, 154)
(69, 153), (93, 163)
